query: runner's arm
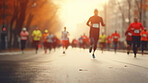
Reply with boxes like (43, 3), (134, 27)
(86, 18), (91, 27)
(127, 24), (132, 31)
(101, 17), (105, 26)
(140, 23), (144, 30)
(118, 34), (120, 38)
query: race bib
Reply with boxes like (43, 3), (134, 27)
(134, 30), (140, 33)
(114, 36), (118, 39)
(22, 37), (27, 40)
(92, 23), (99, 28)
(128, 33), (132, 36)
(143, 34), (147, 37)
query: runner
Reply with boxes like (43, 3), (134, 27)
(32, 27), (42, 54)
(52, 35), (58, 51)
(125, 30), (132, 55)
(20, 27), (29, 54)
(78, 36), (83, 48)
(42, 29), (49, 54)
(111, 31), (120, 53)
(62, 27), (69, 54)
(81, 34), (89, 49)
(140, 28), (148, 55)
(86, 9), (105, 58)
(72, 38), (79, 48)
(127, 17), (144, 57)
(99, 32), (106, 53)
(47, 33), (54, 52)
(106, 35), (112, 51)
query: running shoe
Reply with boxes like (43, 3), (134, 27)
(92, 54), (95, 58)
(134, 53), (136, 58)
(63, 51), (65, 54)
(89, 47), (92, 53)
(127, 52), (129, 55)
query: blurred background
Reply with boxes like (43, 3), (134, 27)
(0, 0), (148, 49)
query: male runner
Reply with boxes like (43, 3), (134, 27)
(111, 31), (120, 53)
(86, 9), (105, 58)
(127, 17), (144, 57)
(125, 30), (132, 55)
(99, 32), (106, 53)
(140, 28), (148, 55)
(62, 27), (69, 54)
(107, 35), (112, 51)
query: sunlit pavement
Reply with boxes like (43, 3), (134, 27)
(0, 47), (148, 83)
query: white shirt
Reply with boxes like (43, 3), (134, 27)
(62, 31), (69, 40)
(47, 34), (54, 43)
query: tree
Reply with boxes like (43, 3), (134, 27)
(0, 0), (61, 48)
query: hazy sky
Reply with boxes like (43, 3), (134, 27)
(53, 0), (108, 40)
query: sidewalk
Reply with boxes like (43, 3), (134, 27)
(109, 49), (148, 55)
(0, 48), (34, 55)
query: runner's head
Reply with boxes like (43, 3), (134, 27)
(44, 29), (48, 33)
(115, 30), (117, 33)
(64, 27), (66, 31)
(22, 27), (26, 31)
(134, 17), (138, 23)
(102, 32), (104, 35)
(94, 9), (98, 16)
(35, 26), (39, 30)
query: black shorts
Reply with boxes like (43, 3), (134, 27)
(126, 40), (132, 46)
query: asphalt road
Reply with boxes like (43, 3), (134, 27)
(0, 47), (148, 83)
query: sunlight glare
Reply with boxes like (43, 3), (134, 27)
(54, 0), (108, 39)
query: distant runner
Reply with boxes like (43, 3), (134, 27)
(62, 27), (69, 54)
(47, 33), (54, 52)
(86, 9), (105, 58)
(107, 35), (112, 51)
(99, 32), (106, 53)
(81, 34), (89, 49)
(140, 28), (148, 55)
(111, 31), (120, 53)
(42, 29), (49, 54)
(125, 30), (132, 55)
(20, 27), (29, 54)
(32, 27), (42, 54)
(72, 39), (79, 48)
(127, 17), (144, 58)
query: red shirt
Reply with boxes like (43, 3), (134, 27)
(81, 35), (89, 42)
(127, 22), (144, 36)
(20, 31), (29, 40)
(111, 33), (120, 42)
(72, 39), (79, 45)
(107, 36), (112, 44)
(125, 31), (132, 41)
(140, 30), (148, 41)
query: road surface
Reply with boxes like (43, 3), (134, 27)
(0, 47), (148, 83)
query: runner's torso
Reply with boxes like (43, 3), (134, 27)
(140, 31), (148, 41)
(130, 22), (143, 36)
(107, 36), (111, 44)
(47, 34), (54, 43)
(125, 31), (132, 41)
(112, 33), (120, 42)
(20, 31), (29, 40)
(62, 31), (68, 40)
(99, 35), (106, 43)
(89, 16), (103, 30)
